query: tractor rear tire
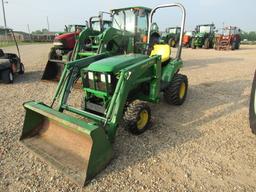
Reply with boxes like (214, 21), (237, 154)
(204, 38), (210, 49)
(18, 63), (25, 74)
(164, 74), (188, 105)
(2, 69), (14, 84)
(191, 39), (196, 49)
(236, 42), (240, 50)
(231, 42), (236, 50)
(124, 100), (151, 135)
(169, 39), (176, 48)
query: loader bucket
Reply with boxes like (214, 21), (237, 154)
(250, 70), (256, 134)
(41, 60), (65, 81)
(20, 101), (113, 186)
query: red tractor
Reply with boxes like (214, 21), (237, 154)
(215, 26), (241, 50)
(49, 25), (86, 63)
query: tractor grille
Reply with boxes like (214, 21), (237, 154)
(83, 71), (117, 94)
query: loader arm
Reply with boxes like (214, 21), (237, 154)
(53, 53), (110, 109)
(72, 28), (101, 60)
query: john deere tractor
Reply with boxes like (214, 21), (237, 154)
(42, 12), (112, 81)
(191, 24), (216, 49)
(161, 27), (181, 47)
(20, 3), (188, 186)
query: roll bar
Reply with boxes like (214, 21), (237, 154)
(89, 11), (112, 31)
(147, 3), (186, 60)
(9, 29), (21, 59)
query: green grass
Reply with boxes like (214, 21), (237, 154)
(0, 41), (51, 48)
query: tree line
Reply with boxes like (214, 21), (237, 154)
(241, 31), (256, 41)
(30, 28), (256, 41)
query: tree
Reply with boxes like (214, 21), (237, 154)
(32, 28), (49, 35)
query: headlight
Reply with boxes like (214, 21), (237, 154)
(108, 75), (111, 83)
(53, 41), (63, 46)
(100, 74), (111, 83)
(100, 74), (106, 83)
(88, 72), (94, 80)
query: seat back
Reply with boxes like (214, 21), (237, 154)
(150, 44), (171, 63)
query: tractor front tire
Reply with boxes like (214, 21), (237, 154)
(164, 74), (188, 105)
(2, 69), (14, 84)
(124, 100), (151, 135)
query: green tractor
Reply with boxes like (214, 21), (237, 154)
(161, 27), (181, 47)
(191, 24), (216, 49)
(20, 3), (188, 186)
(42, 12), (112, 81)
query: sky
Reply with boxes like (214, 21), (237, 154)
(0, 0), (255, 33)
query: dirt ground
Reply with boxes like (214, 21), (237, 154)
(1, 44), (256, 192)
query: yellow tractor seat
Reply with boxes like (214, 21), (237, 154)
(150, 44), (171, 63)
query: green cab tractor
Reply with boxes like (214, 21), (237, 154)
(161, 27), (181, 47)
(42, 12), (112, 81)
(191, 24), (216, 49)
(20, 3), (188, 186)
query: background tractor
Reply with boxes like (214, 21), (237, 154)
(191, 24), (216, 49)
(50, 24), (87, 62)
(161, 27), (181, 47)
(0, 29), (24, 84)
(42, 13), (112, 81)
(182, 31), (195, 48)
(215, 26), (241, 50)
(20, 3), (187, 186)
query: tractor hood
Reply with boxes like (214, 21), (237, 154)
(86, 54), (148, 73)
(55, 32), (78, 41)
(195, 33), (205, 38)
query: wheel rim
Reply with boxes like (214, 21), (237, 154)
(172, 40), (175, 47)
(9, 72), (13, 81)
(137, 110), (149, 130)
(179, 82), (186, 99)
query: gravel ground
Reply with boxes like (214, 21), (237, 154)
(1, 44), (256, 192)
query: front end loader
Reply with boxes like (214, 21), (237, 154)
(20, 3), (188, 186)
(41, 24), (87, 81)
(42, 13), (112, 81)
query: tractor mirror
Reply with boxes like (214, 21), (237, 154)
(151, 23), (159, 32)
